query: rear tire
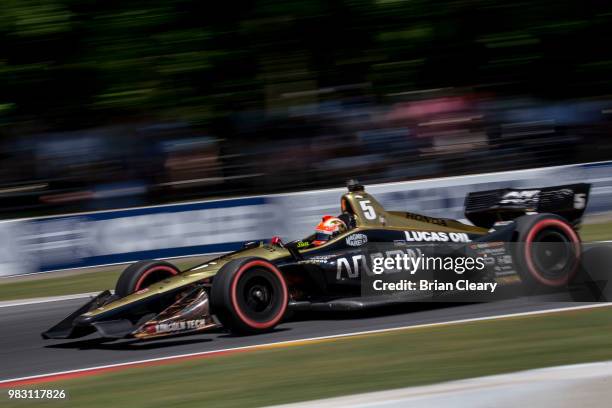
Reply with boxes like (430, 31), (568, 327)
(115, 260), (180, 298)
(211, 257), (288, 334)
(513, 213), (581, 288)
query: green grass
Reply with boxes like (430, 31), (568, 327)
(581, 221), (612, 242)
(2, 306), (612, 407)
(0, 269), (122, 301)
(0, 222), (610, 302)
(0, 259), (204, 302)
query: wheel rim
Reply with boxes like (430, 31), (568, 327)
(244, 276), (274, 313)
(236, 269), (283, 323)
(531, 229), (572, 279)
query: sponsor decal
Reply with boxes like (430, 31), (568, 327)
(405, 213), (448, 226)
(404, 231), (471, 243)
(299, 254), (334, 265)
(470, 241), (504, 249)
(152, 319), (208, 334)
(346, 233), (368, 247)
(337, 255), (363, 279)
(336, 248), (424, 279)
(499, 190), (540, 205)
(296, 241), (309, 248)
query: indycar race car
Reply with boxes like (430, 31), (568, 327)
(42, 181), (590, 340)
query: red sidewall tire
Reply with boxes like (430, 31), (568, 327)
(211, 258), (288, 334)
(524, 219), (581, 286)
(514, 214), (581, 288)
(115, 260), (179, 298)
(134, 265), (179, 292)
(230, 260), (288, 330)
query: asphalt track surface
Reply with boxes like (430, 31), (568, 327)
(0, 293), (599, 381)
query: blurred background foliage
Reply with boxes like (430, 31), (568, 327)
(0, 0), (611, 217)
(1, 0), (610, 130)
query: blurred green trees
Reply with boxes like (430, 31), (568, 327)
(0, 0), (610, 131)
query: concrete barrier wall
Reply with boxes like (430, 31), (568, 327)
(1, 161), (611, 276)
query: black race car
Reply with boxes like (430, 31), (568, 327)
(43, 181), (591, 340)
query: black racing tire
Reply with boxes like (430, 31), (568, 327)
(513, 213), (581, 288)
(210, 257), (288, 335)
(115, 260), (180, 298)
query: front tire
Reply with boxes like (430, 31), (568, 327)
(211, 258), (288, 334)
(115, 260), (180, 298)
(513, 213), (581, 288)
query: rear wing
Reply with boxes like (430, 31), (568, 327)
(464, 183), (590, 228)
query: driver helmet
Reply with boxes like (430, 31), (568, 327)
(312, 215), (347, 246)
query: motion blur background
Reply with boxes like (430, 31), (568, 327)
(1, 0), (611, 218)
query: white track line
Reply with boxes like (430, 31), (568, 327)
(1, 302), (611, 385)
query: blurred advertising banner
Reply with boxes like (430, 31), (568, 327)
(0, 198), (273, 276)
(1, 161), (611, 276)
